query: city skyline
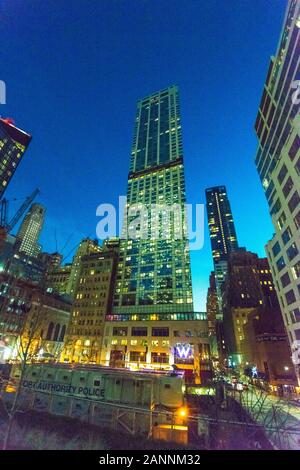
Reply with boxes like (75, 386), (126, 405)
(0, 0), (299, 453)
(0, 0), (286, 311)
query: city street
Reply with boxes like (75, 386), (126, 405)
(231, 384), (300, 449)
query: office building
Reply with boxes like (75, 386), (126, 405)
(66, 238), (101, 297)
(222, 250), (287, 367)
(104, 86), (209, 380)
(61, 247), (118, 364)
(254, 0), (300, 383)
(0, 118), (32, 199)
(205, 186), (239, 316)
(112, 85), (193, 317)
(16, 203), (45, 257)
(243, 307), (296, 391)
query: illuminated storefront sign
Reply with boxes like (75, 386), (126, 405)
(174, 343), (194, 365)
(175, 344), (192, 359)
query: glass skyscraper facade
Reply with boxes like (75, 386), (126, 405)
(205, 185), (239, 317)
(254, 0), (300, 384)
(110, 85), (194, 321)
(206, 186), (238, 263)
(0, 118), (32, 199)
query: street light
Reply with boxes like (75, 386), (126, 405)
(178, 407), (188, 418)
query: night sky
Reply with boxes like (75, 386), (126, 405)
(0, 0), (286, 310)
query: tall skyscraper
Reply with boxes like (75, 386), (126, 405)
(205, 185), (239, 316)
(254, 0), (300, 384)
(0, 118), (32, 199)
(112, 85), (193, 318)
(103, 86), (209, 380)
(16, 203), (45, 257)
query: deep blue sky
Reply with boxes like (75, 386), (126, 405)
(1, 0), (286, 310)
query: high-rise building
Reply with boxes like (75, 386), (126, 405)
(45, 239), (103, 298)
(205, 185), (239, 316)
(16, 203), (45, 257)
(104, 86), (210, 381)
(223, 250), (283, 363)
(0, 118), (32, 199)
(112, 85), (193, 318)
(61, 247), (119, 364)
(66, 238), (102, 297)
(206, 271), (219, 358)
(222, 250), (296, 388)
(254, 0), (300, 383)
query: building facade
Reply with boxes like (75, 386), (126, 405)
(0, 118), (32, 199)
(222, 250), (287, 368)
(61, 247), (118, 364)
(45, 263), (72, 295)
(66, 238), (101, 297)
(206, 271), (219, 358)
(0, 273), (71, 362)
(243, 307), (296, 390)
(16, 203), (45, 257)
(254, 0), (300, 383)
(104, 86), (209, 379)
(112, 85), (193, 317)
(205, 186), (239, 316)
(101, 316), (210, 383)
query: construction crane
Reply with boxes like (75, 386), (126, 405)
(0, 188), (40, 234)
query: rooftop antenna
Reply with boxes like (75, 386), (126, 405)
(61, 233), (73, 255)
(54, 228), (58, 252)
(61, 231), (93, 264)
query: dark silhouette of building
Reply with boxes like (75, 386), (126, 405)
(206, 271), (219, 358)
(0, 118), (32, 199)
(243, 307), (296, 389)
(222, 250), (294, 385)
